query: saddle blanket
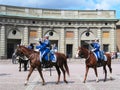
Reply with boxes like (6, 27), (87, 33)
(93, 52), (107, 61)
(40, 51), (57, 63)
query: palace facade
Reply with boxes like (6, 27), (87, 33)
(0, 5), (119, 59)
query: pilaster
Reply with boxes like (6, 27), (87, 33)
(110, 27), (116, 52)
(73, 27), (79, 57)
(23, 26), (28, 45)
(97, 27), (102, 49)
(0, 25), (6, 58)
(37, 27), (42, 38)
(59, 27), (65, 53)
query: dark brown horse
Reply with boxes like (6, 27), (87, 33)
(76, 46), (112, 83)
(15, 45), (69, 85)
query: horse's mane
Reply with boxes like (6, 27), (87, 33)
(80, 46), (89, 51)
(20, 45), (39, 54)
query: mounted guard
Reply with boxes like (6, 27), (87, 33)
(91, 38), (106, 65)
(36, 34), (56, 68)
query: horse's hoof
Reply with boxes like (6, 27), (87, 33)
(24, 81), (28, 85)
(64, 80), (68, 83)
(42, 83), (45, 85)
(104, 79), (106, 82)
(83, 81), (86, 83)
(56, 82), (59, 84)
(24, 83), (27, 86)
(42, 82), (45, 85)
(96, 80), (99, 83)
(110, 77), (113, 80)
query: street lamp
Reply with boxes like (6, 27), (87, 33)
(49, 27), (54, 36)
(11, 25), (18, 35)
(49, 31), (53, 36)
(85, 27), (90, 36)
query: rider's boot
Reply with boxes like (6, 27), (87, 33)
(97, 59), (102, 67)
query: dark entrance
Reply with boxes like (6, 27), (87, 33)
(7, 39), (21, 58)
(81, 40), (89, 49)
(66, 44), (73, 58)
(81, 40), (93, 50)
(50, 40), (58, 49)
(103, 44), (109, 52)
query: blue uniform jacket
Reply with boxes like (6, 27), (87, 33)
(92, 42), (100, 59)
(36, 39), (50, 59)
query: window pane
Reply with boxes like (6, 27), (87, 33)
(30, 30), (37, 38)
(66, 31), (74, 38)
(103, 31), (109, 38)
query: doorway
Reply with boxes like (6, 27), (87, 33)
(7, 39), (21, 58)
(66, 44), (73, 58)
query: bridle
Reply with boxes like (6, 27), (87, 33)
(78, 48), (91, 60)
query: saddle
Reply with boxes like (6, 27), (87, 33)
(41, 52), (56, 68)
(93, 51), (107, 67)
(41, 60), (53, 68)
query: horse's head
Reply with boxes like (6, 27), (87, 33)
(75, 46), (88, 58)
(14, 45), (25, 56)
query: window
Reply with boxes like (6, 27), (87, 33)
(103, 44), (109, 52)
(66, 31), (74, 38)
(30, 30), (37, 38)
(102, 31), (109, 38)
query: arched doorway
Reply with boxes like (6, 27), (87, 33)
(7, 39), (21, 58)
(81, 31), (95, 50)
(45, 30), (59, 51)
(7, 28), (22, 58)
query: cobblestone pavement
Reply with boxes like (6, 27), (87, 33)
(0, 59), (120, 90)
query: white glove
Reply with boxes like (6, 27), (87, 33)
(39, 38), (42, 41)
(92, 49), (96, 52)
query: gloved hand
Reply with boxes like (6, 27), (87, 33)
(39, 38), (43, 44)
(92, 49), (96, 52)
(39, 38), (42, 41)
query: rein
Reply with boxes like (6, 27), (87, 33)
(79, 47), (91, 60)
(19, 46), (33, 59)
(86, 50), (90, 60)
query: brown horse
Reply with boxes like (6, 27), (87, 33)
(15, 45), (69, 85)
(76, 46), (112, 83)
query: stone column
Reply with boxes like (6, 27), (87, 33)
(110, 27), (116, 52)
(37, 27), (42, 39)
(0, 25), (6, 59)
(59, 27), (65, 53)
(73, 27), (79, 57)
(97, 27), (102, 49)
(23, 26), (28, 45)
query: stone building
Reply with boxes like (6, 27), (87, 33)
(116, 20), (120, 52)
(0, 5), (118, 59)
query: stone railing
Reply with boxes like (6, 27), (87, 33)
(0, 5), (116, 19)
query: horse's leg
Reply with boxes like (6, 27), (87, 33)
(25, 66), (35, 85)
(83, 66), (89, 83)
(19, 60), (21, 71)
(60, 66), (68, 83)
(107, 64), (112, 80)
(103, 65), (107, 82)
(37, 66), (45, 85)
(55, 65), (61, 84)
(93, 67), (99, 82)
(24, 61), (27, 71)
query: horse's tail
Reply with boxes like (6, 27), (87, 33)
(63, 57), (70, 76)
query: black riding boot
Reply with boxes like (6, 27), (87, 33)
(97, 60), (102, 67)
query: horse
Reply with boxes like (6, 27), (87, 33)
(76, 46), (112, 83)
(15, 45), (69, 85)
